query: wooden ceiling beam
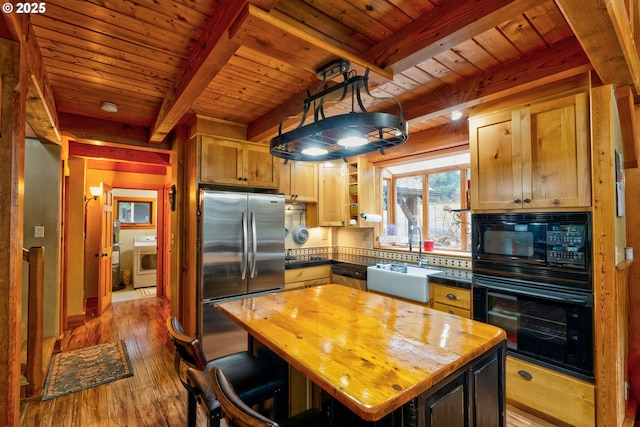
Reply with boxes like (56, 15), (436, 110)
(148, 1), (279, 144)
(86, 159), (167, 176)
(3, 13), (61, 145)
(362, 0), (548, 73)
(403, 38), (591, 123)
(69, 141), (171, 166)
(556, 0), (640, 93)
(229, 4), (392, 81)
(366, 121), (469, 164)
(59, 113), (172, 151)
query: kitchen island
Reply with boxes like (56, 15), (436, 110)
(218, 284), (506, 426)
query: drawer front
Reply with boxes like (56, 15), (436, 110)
(285, 265), (331, 284)
(506, 356), (594, 427)
(432, 284), (471, 310)
(284, 277), (330, 290)
(432, 302), (470, 318)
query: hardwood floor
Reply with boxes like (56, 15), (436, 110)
(19, 296), (556, 427)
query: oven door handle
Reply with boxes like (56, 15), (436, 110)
(473, 281), (593, 306)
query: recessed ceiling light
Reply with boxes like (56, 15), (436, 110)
(101, 102), (118, 113)
(451, 110), (463, 121)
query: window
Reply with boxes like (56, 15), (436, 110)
(379, 153), (470, 252)
(115, 197), (156, 229)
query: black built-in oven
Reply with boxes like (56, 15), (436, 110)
(473, 274), (593, 381)
(472, 212), (593, 381)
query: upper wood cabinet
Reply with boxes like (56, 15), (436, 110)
(470, 92), (591, 211)
(278, 160), (318, 202)
(318, 160), (346, 226)
(199, 136), (277, 188)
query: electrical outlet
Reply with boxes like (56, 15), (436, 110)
(34, 226), (44, 238)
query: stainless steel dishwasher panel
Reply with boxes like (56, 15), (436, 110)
(331, 263), (367, 291)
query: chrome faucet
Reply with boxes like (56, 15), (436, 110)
(409, 224), (428, 267)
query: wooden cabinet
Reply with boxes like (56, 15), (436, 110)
(284, 265), (331, 290)
(278, 160), (318, 202)
(346, 157), (375, 228)
(318, 160), (346, 226)
(431, 284), (471, 318)
(506, 356), (594, 427)
(470, 92), (590, 211)
(422, 344), (505, 427)
(199, 136), (277, 188)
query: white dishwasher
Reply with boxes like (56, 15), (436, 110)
(331, 263), (367, 291)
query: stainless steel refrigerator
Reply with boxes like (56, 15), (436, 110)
(197, 190), (285, 360)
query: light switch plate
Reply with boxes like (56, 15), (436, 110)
(34, 226), (44, 238)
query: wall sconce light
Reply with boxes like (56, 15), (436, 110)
(169, 184), (176, 212)
(85, 186), (101, 206)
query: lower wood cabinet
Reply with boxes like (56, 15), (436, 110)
(506, 356), (594, 427)
(327, 342), (506, 427)
(284, 265), (331, 290)
(422, 346), (504, 427)
(430, 284), (471, 318)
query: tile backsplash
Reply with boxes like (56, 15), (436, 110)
(287, 246), (471, 270)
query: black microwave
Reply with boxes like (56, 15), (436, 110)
(472, 212), (591, 290)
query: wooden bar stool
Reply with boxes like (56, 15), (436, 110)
(209, 366), (332, 427)
(166, 316), (285, 427)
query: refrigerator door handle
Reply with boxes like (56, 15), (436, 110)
(250, 211), (257, 278)
(241, 211), (248, 280)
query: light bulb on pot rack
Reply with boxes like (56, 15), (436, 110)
(270, 59), (408, 162)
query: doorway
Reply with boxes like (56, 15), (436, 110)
(84, 184), (167, 308)
(111, 188), (160, 302)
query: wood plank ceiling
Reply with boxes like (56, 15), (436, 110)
(1, 0), (639, 164)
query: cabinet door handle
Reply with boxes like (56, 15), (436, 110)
(518, 370), (533, 381)
(446, 293), (457, 300)
(523, 198), (531, 203)
(514, 198), (521, 204)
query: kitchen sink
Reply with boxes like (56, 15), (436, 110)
(366, 264), (441, 303)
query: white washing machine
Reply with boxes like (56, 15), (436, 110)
(132, 236), (157, 288)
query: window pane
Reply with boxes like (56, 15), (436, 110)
(428, 170), (462, 250)
(119, 202), (133, 223)
(133, 203), (151, 223)
(382, 179), (389, 232)
(395, 176), (423, 245)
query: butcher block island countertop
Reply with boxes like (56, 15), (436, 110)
(218, 284), (507, 425)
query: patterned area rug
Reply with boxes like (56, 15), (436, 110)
(42, 340), (133, 400)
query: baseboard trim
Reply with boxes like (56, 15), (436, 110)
(85, 297), (98, 318)
(66, 312), (86, 329)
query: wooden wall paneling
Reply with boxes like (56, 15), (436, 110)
(590, 84), (625, 427)
(0, 37), (26, 427)
(624, 107), (640, 407)
(180, 133), (198, 336)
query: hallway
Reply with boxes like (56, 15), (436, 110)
(19, 296), (555, 427)
(18, 297), (199, 427)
